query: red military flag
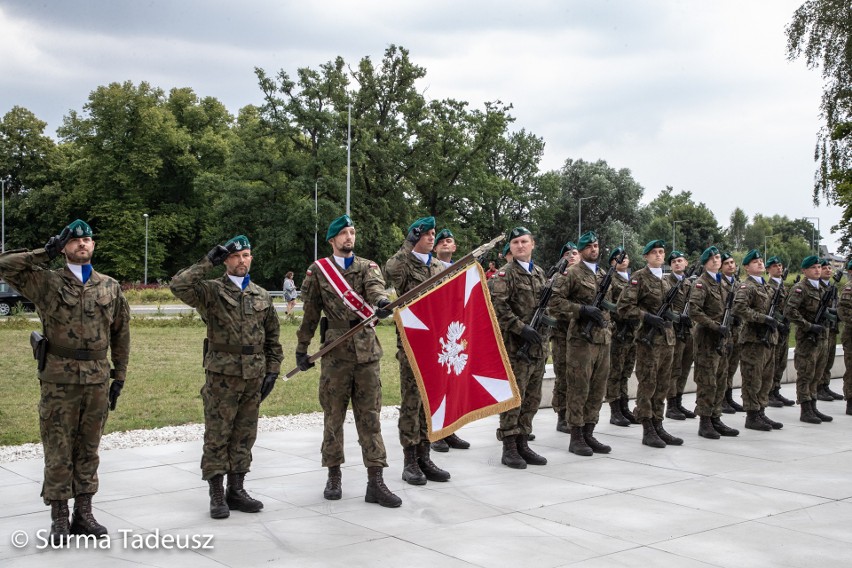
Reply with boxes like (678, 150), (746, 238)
(394, 262), (520, 441)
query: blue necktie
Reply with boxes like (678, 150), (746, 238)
(81, 264), (92, 284)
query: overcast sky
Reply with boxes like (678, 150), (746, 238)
(0, 0), (843, 251)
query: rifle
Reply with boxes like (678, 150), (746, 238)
(675, 265), (703, 340)
(808, 281), (837, 343)
(715, 275), (737, 355)
(283, 234), (505, 380)
(761, 268), (789, 346)
(580, 250), (626, 342)
(828, 269), (843, 332)
(517, 255), (569, 362)
(640, 263), (697, 346)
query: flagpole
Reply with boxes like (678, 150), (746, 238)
(346, 103), (351, 216)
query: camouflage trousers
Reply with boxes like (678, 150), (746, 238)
(605, 335), (636, 403)
(693, 330), (727, 417)
(667, 334), (693, 398)
(200, 371), (261, 480)
(550, 333), (568, 412)
(497, 354), (545, 441)
(634, 341), (674, 420)
(319, 356), (388, 468)
(725, 335), (742, 390)
(398, 351), (428, 448)
(565, 338), (609, 428)
(843, 328), (852, 400)
(771, 332), (790, 389)
(39, 381), (109, 504)
(793, 333), (829, 403)
(819, 331), (838, 387)
(739, 342), (775, 410)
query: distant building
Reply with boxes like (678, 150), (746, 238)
(819, 245), (845, 269)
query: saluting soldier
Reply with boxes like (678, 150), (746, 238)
(171, 235), (283, 519)
(784, 255), (833, 424)
(551, 240), (580, 433)
(0, 220), (130, 542)
(664, 250), (697, 421)
(605, 247), (638, 427)
(295, 215), (400, 507)
(385, 217), (452, 484)
(550, 231), (613, 456)
(836, 260), (852, 416)
(689, 246), (739, 439)
(765, 257), (796, 407)
(616, 239), (683, 448)
(719, 252), (745, 414)
(732, 250), (783, 431)
(489, 227), (550, 468)
(816, 259), (843, 402)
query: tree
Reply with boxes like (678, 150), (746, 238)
(728, 207), (749, 250)
(641, 187), (725, 260)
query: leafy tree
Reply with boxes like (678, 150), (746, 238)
(641, 187), (725, 260)
(728, 207), (748, 250)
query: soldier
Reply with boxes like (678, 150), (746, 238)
(0, 219), (130, 542)
(732, 250), (783, 431)
(816, 259), (843, 402)
(784, 255), (833, 424)
(489, 226), (550, 468)
(719, 252), (745, 414)
(430, 228), (471, 453)
(551, 241), (580, 433)
(170, 235), (283, 519)
(766, 257), (796, 407)
(385, 217), (452, 484)
(690, 246), (740, 439)
(837, 260), (852, 416)
(550, 231), (613, 456)
(294, 215), (401, 507)
(605, 247), (638, 427)
(616, 239), (683, 448)
(665, 251), (697, 421)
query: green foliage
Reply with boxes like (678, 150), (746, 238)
(642, 186), (725, 260)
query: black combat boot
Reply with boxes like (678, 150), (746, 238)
(416, 442), (451, 481)
(698, 416), (720, 439)
(208, 474), (230, 519)
(557, 409), (571, 432)
(431, 438), (450, 452)
(445, 433), (470, 449)
(774, 387), (795, 406)
(725, 388), (744, 412)
(621, 396), (639, 424)
(365, 466), (402, 508)
(226, 472), (264, 513)
(800, 399), (822, 424)
(70, 493), (108, 537)
(677, 394), (696, 418)
(652, 419), (683, 445)
(767, 388), (785, 408)
(666, 397), (686, 420)
(817, 385), (834, 402)
(49, 500), (70, 545)
(568, 426), (593, 456)
(847, 399), (852, 416)
(582, 423), (612, 453)
(608, 401), (630, 427)
(324, 465), (342, 500)
(745, 410), (771, 431)
(516, 433), (548, 465)
(811, 400), (833, 422)
(758, 408), (783, 429)
(825, 384), (844, 400)
(711, 416), (740, 437)
(501, 435), (527, 469)
(402, 445), (427, 484)
(641, 419), (666, 448)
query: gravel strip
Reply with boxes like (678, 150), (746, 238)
(0, 407), (400, 464)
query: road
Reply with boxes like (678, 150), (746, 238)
(130, 303), (302, 315)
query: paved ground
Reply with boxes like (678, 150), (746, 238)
(2, 381), (852, 567)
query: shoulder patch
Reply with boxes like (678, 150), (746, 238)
(695, 282), (703, 289)
(306, 269), (312, 276)
(795, 288), (802, 293)
(498, 271), (506, 277)
(369, 262), (378, 268)
(740, 284), (747, 289)
(630, 279), (638, 285)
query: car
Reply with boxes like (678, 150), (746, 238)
(0, 280), (35, 316)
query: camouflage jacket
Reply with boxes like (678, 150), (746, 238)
(784, 278), (828, 340)
(720, 276), (743, 337)
(297, 256), (387, 363)
(733, 276), (777, 345)
(550, 262), (612, 345)
(766, 277), (789, 325)
(665, 272), (692, 337)
(616, 266), (675, 346)
(489, 259), (550, 359)
(0, 248), (130, 384)
(838, 282), (852, 340)
(384, 243), (445, 350)
(689, 271), (727, 333)
(170, 257), (282, 379)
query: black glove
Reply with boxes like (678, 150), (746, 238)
(763, 315), (778, 330)
(108, 380), (124, 411)
(260, 372), (278, 402)
(779, 322), (790, 335)
(643, 312), (666, 330)
(376, 299), (393, 319)
(406, 226), (422, 244)
(44, 227), (72, 260)
(718, 324), (730, 338)
(295, 352), (315, 371)
(207, 244), (232, 266)
(680, 315), (692, 329)
(810, 324), (826, 335)
(828, 308), (838, 316)
(579, 305), (605, 327)
(519, 324), (542, 345)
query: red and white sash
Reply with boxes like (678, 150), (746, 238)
(314, 257), (376, 324)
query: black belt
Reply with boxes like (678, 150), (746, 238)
(47, 343), (108, 361)
(208, 342), (263, 355)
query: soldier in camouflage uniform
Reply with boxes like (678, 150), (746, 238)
(170, 235), (283, 519)
(384, 217), (452, 484)
(719, 252), (745, 414)
(816, 260), (843, 402)
(0, 219), (130, 543)
(732, 249), (783, 431)
(550, 231), (613, 456)
(295, 215), (400, 507)
(551, 241), (579, 433)
(616, 239), (683, 448)
(837, 260), (852, 416)
(784, 255), (834, 424)
(489, 226), (550, 469)
(664, 251), (697, 421)
(766, 257), (796, 407)
(605, 247), (638, 427)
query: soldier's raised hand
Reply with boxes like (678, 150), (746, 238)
(207, 243), (233, 266)
(44, 227), (72, 260)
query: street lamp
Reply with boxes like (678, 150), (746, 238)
(0, 175), (10, 254)
(578, 196), (594, 240)
(143, 213), (149, 285)
(804, 217), (820, 254)
(672, 220), (686, 253)
(314, 178), (322, 261)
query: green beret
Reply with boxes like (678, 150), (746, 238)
(326, 215), (354, 241)
(766, 256), (782, 268)
(435, 228), (454, 245)
(642, 239), (665, 255)
(65, 219), (93, 238)
(846, 259), (852, 271)
(801, 255), (819, 269)
(819, 258), (830, 266)
(742, 249), (762, 266)
(668, 250), (686, 263)
(560, 241), (577, 257)
(224, 234), (251, 251)
(507, 226), (532, 242)
(700, 246), (720, 265)
(501, 242), (511, 256)
(407, 216), (436, 235)
(609, 247), (625, 263)
(577, 231), (597, 250)
(720, 251), (732, 262)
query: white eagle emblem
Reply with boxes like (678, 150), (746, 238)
(438, 321), (469, 376)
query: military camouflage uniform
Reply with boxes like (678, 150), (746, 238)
(732, 277), (777, 410)
(296, 257), (389, 468)
(0, 248), (130, 504)
(783, 279), (829, 403)
(665, 272), (693, 400)
(818, 279), (840, 392)
(549, 263), (611, 428)
(489, 260), (550, 440)
(767, 277), (791, 390)
(606, 272), (636, 403)
(837, 281), (852, 401)
(689, 272), (728, 417)
(720, 276), (742, 399)
(549, 274), (571, 414)
(384, 243), (445, 448)
(170, 257), (282, 480)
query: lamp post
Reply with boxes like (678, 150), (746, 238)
(143, 213), (149, 285)
(804, 217), (820, 253)
(0, 175), (9, 254)
(578, 196), (594, 240)
(672, 219), (686, 253)
(314, 177), (322, 261)
(346, 104), (351, 216)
